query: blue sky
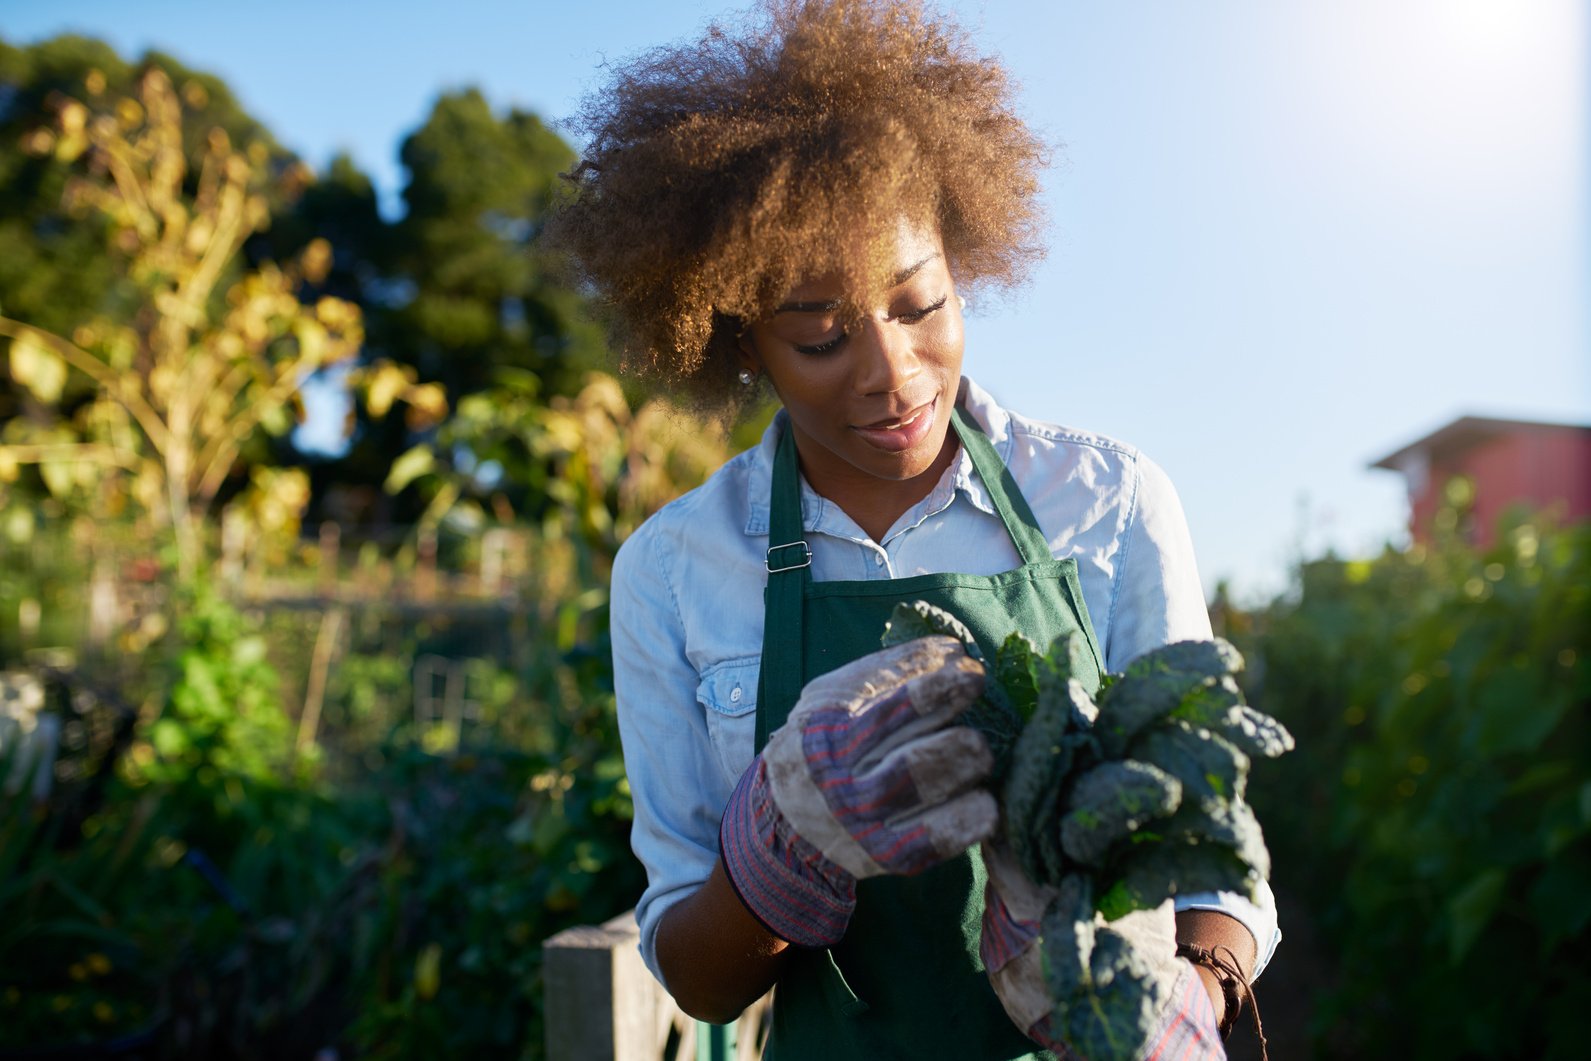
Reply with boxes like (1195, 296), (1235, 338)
(3, 0), (1586, 600)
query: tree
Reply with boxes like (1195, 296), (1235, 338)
(0, 67), (376, 579)
(389, 88), (602, 401)
(306, 88), (610, 523)
(0, 35), (299, 423)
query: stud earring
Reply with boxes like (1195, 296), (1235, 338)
(738, 369), (756, 386)
(957, 294), (967, 311)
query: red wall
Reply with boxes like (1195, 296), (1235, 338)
(1409, 427), (1591, 548)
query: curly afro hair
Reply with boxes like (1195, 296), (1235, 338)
(549, 0), (1049, 412)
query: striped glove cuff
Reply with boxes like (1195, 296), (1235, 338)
(719, 755), (857, 948)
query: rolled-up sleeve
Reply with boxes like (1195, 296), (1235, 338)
(1107, 451), (1283, 978)
(610, 522), (732, 982)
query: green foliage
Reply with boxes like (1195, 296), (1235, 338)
(0, 35), (296, 424)
(0, 63), (363, 581)
(141, 584), (296, 784)
(1, 587), (644, 1058)
(393, 372), (734, 587)
(1235, 506), (1590, 1059)
(0, 34), (611, 533)
(0, 591), (368, 1056)
(325, 89), (609, 509)
(346, 712), (640, 1057)
(392, 88), (599, 395)
(0, 31), (717, 1061)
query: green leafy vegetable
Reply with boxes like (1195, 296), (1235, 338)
(1059, 760), (1182, 868)
(880, 602), (1296, 1061)
(1129, 719), (1250, 810)
(994, 631), (1041, 721)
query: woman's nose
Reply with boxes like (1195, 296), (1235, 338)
(851, 316), (918, 395)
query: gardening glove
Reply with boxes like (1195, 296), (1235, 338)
(980, 840), (1225, 1061)
(719, 635), (998, 947)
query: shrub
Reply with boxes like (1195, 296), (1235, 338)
(1235, 503), (1589, 1059)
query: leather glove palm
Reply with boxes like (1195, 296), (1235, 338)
(720, 636), (998, 946)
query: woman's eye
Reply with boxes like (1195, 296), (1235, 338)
(896, 294), (949, 324)
(795, 333), (845, 355)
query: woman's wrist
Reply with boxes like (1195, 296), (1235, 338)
(1188, 960), (1231, 1032)
(1173, 907), (1258, 1040)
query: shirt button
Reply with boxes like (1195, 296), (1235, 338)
(730, 685), (743, 703)
(874, 554), (885, 567)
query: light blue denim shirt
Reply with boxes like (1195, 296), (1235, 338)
(610, 377), (1280, 984)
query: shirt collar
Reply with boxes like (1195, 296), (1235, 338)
(742, 375), (1015, 536)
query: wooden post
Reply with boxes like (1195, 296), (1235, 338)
(480, 527), (508, 597)
(88, 557), (116, 648)
(318, 521), (340, 598)
(296, 605), (346, 755)
(220, 505), (244, 587)
(543, 912), (769, 1061)
(416, 527), (437, 600)
(543, 913), (684, 1061)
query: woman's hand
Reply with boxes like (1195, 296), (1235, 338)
(719, 635), (999, 947)
(979, 842), (1227, 1060)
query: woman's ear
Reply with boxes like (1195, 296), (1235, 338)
(736, 327), (761, 372)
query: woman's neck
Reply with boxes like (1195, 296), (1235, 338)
(797, 430), (961, 544)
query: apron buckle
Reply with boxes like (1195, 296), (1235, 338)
(766, 540), (813, 573)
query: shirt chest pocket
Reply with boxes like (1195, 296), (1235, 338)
(697, 658), (759, 786)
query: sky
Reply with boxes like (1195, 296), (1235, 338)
(3, 0), (1586, 602)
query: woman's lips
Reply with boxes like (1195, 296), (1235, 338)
(851, 396), (938, 453)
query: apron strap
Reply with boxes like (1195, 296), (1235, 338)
(757, 420), (811, 750)
(950, 406), (1053, 566)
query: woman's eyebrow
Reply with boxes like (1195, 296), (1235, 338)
(892, 253), (940, 286)
(775, 297), (843, 314)
(774, 254), (942, 313)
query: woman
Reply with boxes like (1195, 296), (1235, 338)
(552, 2), (1278, 1057)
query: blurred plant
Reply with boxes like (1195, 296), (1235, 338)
(346, 737), (640, 1058)
(1, 556), (665, 1058)
(1234, 486), (1589, 1059)
(0, 647), (373, 1058)
(0, 46), (723, 1061)
(384, 370), (732, 581)
(134, 582), (298, 785)
(0, 67), (388, 579)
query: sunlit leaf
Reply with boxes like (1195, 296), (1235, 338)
(413, 943), (442, 1002)
(384, 445), (435, 494)
(8, 334), (68, 404)
(294, 317), (327, 366)
(362, 360), (415, 419)
(39, 459), (76, 499)
(300, 238), (333, 285)
(404, 382), (449, 430)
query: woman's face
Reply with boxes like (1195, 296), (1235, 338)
(739, 219), (965, 509)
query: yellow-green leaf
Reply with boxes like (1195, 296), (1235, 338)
(39, 459), (75, 499)
(403, 382), (448, 430)
(362, 361), (415, 419)
(294, 317), (327, 367)
(8, 334), (68, 404)
(414, 943), (442, 1001)
(384, 445), (434, 494)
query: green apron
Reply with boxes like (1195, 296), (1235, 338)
(754, 405), (1106, 1060)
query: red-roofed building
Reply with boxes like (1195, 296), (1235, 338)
(1370, 416), (1591, 548)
